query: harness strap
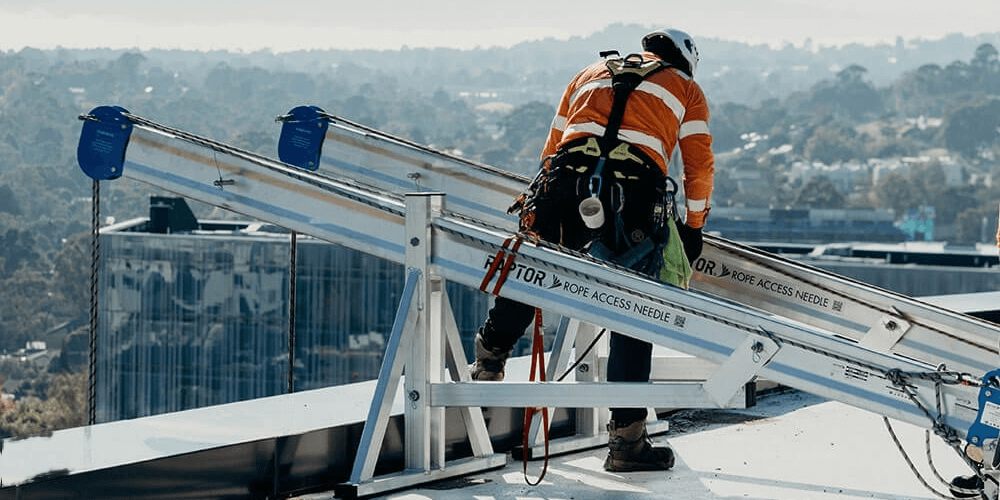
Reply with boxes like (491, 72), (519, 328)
(479, 237), (512, 292)
(602, 53), (666, 144)
(492, 237), (523, 296)
(478, 236), (524, 296)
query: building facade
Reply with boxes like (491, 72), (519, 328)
(96, 197), (492, 422)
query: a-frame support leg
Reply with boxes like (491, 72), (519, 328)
(336, 193), (505, 499)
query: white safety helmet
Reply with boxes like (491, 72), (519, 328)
(642, 28), (700, 77)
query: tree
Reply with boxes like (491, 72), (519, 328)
(0, 185), (21, 215)
(481, 146), (516, 169)
(499, 101), (554, 154)
(50, 232), (92, 319)
(870, 171), (913, 217)
(809, 65), (881, 119)
(836, 64), (869, 86)
(803, 125), (857, 164)
(107, 52), (147, 88)
(0, 372), (87, 438)
(0, 228), (41, 274)
(972, 43), (999, 70)
(907, 162), (947, 205)
(971, 43), (1000, 93)
(943, 60), (973, 91)
(939, 99), (1000, 157)
(794, 177), (845, 209)
(932, 185), (982, 225)
(890, 64), (947, 115)
(953, 208), (990, 245)
(0, 268), (58, 352)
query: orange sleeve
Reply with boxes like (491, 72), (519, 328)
(540, 65), (595, 160)
(678, 82), (714, 229)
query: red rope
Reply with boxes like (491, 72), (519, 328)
(479, 236), (549, 483)
(522, 307), (550, 485)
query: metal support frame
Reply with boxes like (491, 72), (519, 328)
(520, 323), (777, 458)
(338, 194), (506, 499)
(76, 109), (1000, 499)
(340, 194), (785, 496)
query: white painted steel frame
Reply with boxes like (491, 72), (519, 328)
(105, 115), (992, 497)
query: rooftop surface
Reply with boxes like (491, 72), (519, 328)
(311, 389), (975, 500)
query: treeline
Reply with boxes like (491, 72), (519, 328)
(0, 30), (999, 436)
(709, 43), (1000, 245)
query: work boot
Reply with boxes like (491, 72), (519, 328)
(470, 330), (512, 381)
(604, 419), (675, 472)
(949, 474), (984, 498)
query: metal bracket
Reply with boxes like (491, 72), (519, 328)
(859, 307), (912, 351)
(703, 332), (781, 407)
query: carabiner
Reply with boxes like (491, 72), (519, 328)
(589, 157), (606, 197)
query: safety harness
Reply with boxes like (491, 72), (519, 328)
(569, 51), (675, 270)
(510, 51), (676, 267)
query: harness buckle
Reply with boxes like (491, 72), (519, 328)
(588, 157), (606, 197)
(566, 137), (602, 157)
(608, 143), (643, 163)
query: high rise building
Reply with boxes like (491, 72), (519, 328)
(95, 197), (492, 422)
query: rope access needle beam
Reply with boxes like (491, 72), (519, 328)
(75, 107), (1000, 498)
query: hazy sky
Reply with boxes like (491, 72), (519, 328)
(1, 0), (997, 53)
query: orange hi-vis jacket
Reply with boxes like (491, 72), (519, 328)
(541, 52), (715, 229)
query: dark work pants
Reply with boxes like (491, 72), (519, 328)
(483, 296), (652, 425)
(479, 158), (665, 426)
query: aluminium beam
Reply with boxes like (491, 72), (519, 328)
(78, 109), (991, 463)
(287, 109), (1000, 377)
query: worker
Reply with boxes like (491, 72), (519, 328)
(471, 28), (715, 472)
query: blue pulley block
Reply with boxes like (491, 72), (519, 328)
(278, 105), (329, 171)
(77, 106), (132, 180)
(966, 369), (1000, 450)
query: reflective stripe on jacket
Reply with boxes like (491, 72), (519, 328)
(541, 52), (715, 228)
